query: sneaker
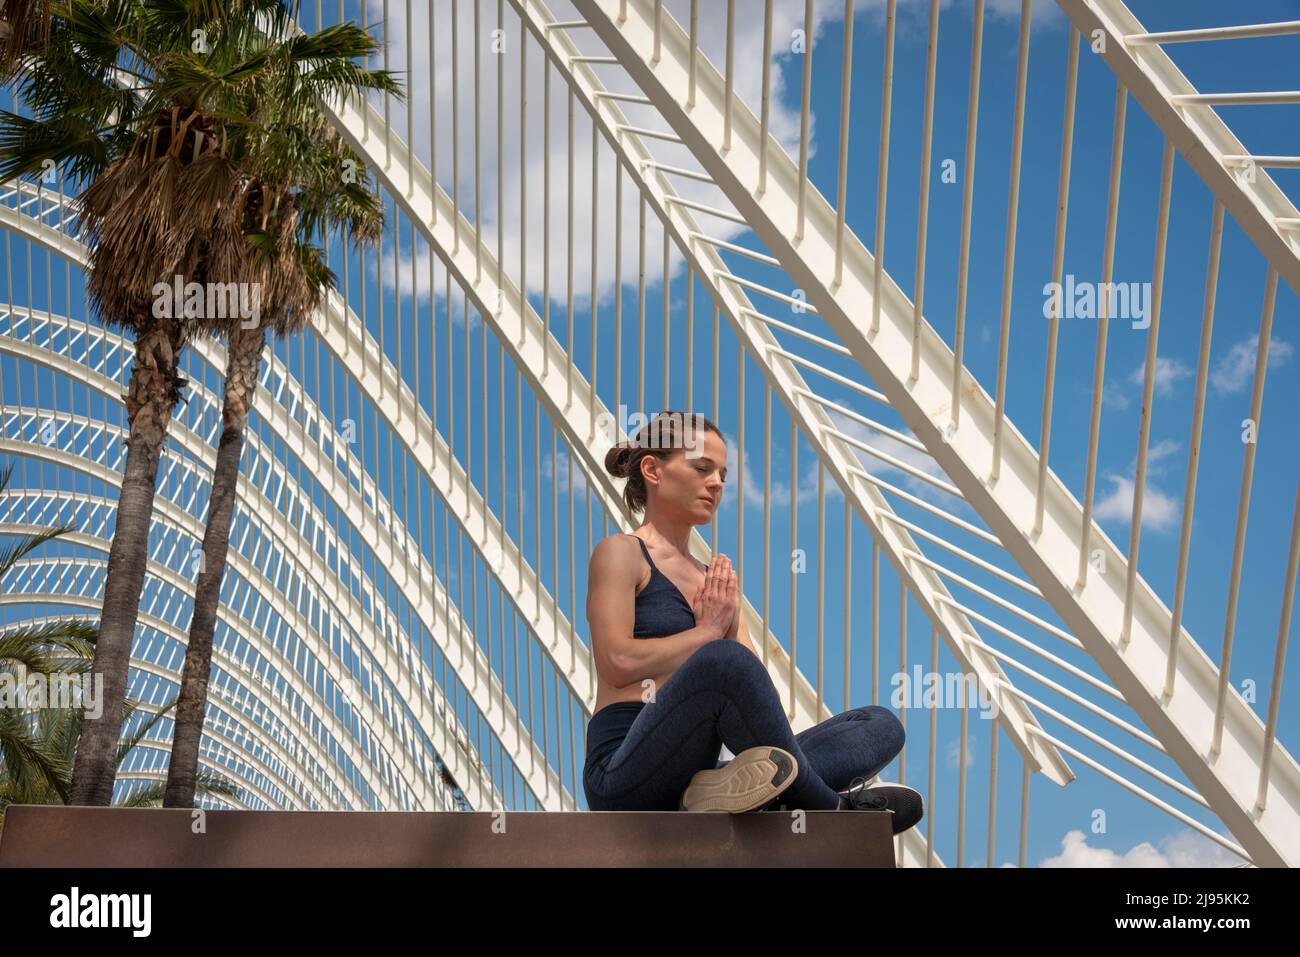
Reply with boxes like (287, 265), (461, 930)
(679, 746), (798, 813)
(837, 776), (924, 834)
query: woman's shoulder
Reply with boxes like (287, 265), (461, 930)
(596, 531), (639, 547)
(589, 534), (651, 593)
(590, 533), (641, 562)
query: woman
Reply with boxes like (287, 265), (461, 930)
(582, 411), (923, 832)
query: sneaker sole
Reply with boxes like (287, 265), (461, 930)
(679, 747), (797, 813)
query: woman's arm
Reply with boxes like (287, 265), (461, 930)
(615, 623), (724, 686)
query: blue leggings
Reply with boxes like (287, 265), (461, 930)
(583, 639), (906, 811)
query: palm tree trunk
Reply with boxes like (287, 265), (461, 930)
(164, 323), (264, 808)
(70, 316), (186, 805)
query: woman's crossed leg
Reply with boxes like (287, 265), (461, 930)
(583, 639), (845, 811)
(793, 704), (906, 793)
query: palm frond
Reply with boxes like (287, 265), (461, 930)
(15, 617), (99, 650)
(0, 708), (72, 804)
(0, 522), (73, 579)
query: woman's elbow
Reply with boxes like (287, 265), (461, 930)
(600, 647), (633, 688)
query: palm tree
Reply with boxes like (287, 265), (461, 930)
(164, 39), (392, 809)
(0, 0), (398, 805)
(0, 461), (238, 828)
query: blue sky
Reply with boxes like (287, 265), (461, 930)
(2, 0), (1296, 863)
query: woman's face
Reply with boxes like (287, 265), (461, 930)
(643, 429), (728, 524)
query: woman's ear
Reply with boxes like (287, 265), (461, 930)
(640, 454), (660, 488)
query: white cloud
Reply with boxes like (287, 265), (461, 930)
(1128, 356), (1192, 398)
(1146, 437), (1180, 474)
(541, 443), (591, 497)
(1040, 828), (1243, 867)
(714, 428), (829, 513)
(1092, 437), (1183, 532)
(882, 0), (1066, 34)
(727, 463), (774, 510)
(1094, 472), (1180, 533)
(1101, 383), (1130, 410)
(983, 0), (1066, 29)
(1211, 334), (1294, 395)
(946, 734), (976, 770)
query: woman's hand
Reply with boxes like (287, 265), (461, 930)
(692, 554), (739, 641)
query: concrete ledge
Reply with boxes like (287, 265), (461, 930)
(0, 805), (896, 867)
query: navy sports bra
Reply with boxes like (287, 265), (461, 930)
(628, 534), (697, 639)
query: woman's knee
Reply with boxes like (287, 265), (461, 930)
(856, 704), (906, 753)
(654, 640), (776, 714)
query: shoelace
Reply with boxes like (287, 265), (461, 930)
(840, 775), (892, 812)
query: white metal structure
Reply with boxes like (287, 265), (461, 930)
(1, 0), (1296, 867)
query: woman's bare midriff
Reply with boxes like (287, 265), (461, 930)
(591, 543), (707, 715)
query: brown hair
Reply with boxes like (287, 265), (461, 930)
(604, 411), (724, 515)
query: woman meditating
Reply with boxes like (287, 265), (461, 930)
(582, 411), (923, 832)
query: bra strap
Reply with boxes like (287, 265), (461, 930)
(628, 534), (657, 573)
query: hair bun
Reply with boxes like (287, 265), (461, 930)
(604, 444), (631, 478)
